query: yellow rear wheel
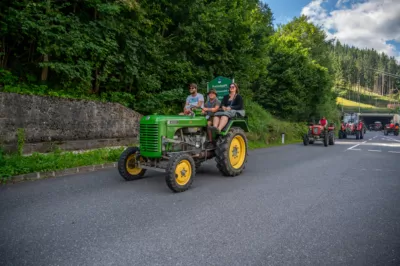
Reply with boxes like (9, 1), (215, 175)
(229, 135), (246, 169)
(215, 127), (248, 176)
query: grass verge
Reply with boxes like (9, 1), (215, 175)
(0, 147), (125, 183)
(336, 97), (377, 108)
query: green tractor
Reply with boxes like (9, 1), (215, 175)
(117, 77), (249, 193)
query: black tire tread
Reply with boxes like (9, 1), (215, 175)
(215, 127), (248, 177)
(165, 153), (195, 193)
(118, 147), (146, 181)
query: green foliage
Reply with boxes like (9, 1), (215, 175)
(245, 98), (307, 145)
(330, 40), (400, 100)
(17, 128), (25, 156)
(252, 31), (334, 121)
(0, 0), (275, 115)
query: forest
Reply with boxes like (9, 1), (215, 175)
(1, 0), (399, 121)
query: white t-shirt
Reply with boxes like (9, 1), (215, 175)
(185, 93), (204, 109)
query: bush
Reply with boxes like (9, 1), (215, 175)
(245, 98), (307, 147)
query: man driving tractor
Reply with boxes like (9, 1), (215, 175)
(319, 116), (328, 128)
(180, 83), (204, 115)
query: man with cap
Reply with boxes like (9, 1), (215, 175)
(202, 89), (221, 148)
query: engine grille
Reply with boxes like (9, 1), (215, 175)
(313, 127), (319, 135)
(140, 124), (159, 152)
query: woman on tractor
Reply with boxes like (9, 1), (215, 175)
(211, 83), (245, 133)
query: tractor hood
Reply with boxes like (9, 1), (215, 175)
(140, 114), (207, 127)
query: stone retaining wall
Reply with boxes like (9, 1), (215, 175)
(0, 92), (141, 153)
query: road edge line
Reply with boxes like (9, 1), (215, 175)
(5, 162), (117, 185)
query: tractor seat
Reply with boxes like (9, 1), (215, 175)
(221, 112), (248, 132)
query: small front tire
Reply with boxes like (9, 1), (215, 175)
(165, 153), (195, 193)
(118, 147), (146, 181)
(303, 134), (309, 146)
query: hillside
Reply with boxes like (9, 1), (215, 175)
(336, 84), (400, 113)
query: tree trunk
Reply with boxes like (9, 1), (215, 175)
(92, 68), (100, 94)
(41, 54), (49, 81)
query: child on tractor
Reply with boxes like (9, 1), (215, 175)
(202, 89), (221, 148)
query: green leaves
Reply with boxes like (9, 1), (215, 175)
(2, 0), (397, 121)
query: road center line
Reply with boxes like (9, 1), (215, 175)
(347, 141), (367, 150)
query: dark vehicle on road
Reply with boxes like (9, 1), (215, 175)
(374, 121), (383, 131)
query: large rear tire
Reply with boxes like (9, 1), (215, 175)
(324, 132), (328, 147)
(165, 153), (195, 193)
(356, 131), (360, 140)
(329, 132), (335, 145)
(215, 127), (248, 176)
(118, 147), (146, 181)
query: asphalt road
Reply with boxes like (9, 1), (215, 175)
(1, 131), (400, 266)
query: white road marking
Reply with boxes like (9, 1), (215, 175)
(348, 149), (361, 151)
(368, 150), (381, 152)
(388, 151), (400, 154)
(368, 139), (373, 140)
(347, 141), (367, 150)
(336, 142), (400, 147)
(383, 136), (400, 143)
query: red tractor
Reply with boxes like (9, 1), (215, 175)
(338, 113), (364, 140)
(383, 123), (399, 136)
(303, 122), (335, 147)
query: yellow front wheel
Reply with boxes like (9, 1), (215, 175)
(215, 127), (248, 176)
(166, 154), (195, 193)
(118, 147), (146, 181)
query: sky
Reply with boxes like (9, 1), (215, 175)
(262, 0), (400, 63)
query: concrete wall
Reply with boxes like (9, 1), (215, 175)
(0, 92), (142, 154)
(394, 114), (400, 124)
